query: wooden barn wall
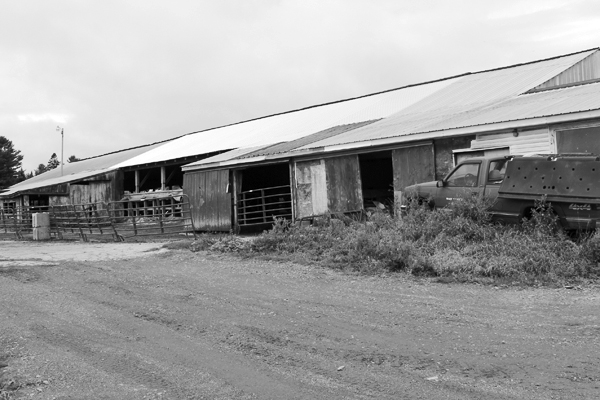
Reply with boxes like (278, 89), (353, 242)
(324, 155), (363, 213)
(434, 136), (475, 179)
(67, 171), (123, 207)
(183, 169), (231, 231)
(294, 160), (328, 219)
(392, 144), (435, 206)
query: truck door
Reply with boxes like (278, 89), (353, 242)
(435, 161), (481, 208)
(482, 158), (508, 202)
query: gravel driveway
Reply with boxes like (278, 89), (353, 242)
(1, 239), (599, 399)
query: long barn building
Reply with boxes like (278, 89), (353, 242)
(2, 48), (600, 232)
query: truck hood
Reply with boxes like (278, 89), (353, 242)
(404, 181), (438, 197)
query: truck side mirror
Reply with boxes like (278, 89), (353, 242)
(436, 180), (445, 188)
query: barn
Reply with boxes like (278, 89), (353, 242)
(182, 48), (600, 232)
(2, 48), (600, 235)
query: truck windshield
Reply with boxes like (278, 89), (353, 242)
(446, 163), (480, 187)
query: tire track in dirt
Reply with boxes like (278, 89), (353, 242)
(1, 243), (599, 399)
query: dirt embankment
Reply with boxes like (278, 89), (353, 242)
(1, 240), (599, 399)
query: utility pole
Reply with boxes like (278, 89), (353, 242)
(56, 126), (64, 176)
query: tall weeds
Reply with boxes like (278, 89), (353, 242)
(242, 196), (600, 284)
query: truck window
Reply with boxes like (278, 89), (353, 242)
(446, 163), (480, 187)
(487, 159), (507, 184)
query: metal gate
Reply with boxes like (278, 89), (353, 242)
(0, 194), (196, 241)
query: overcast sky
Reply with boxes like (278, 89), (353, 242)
(1, 0), (599, 173)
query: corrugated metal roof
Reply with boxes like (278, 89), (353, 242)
(182, 145), (268, 170)
(424, 81), (600, 131)
(1, 143), (161, 197)
(241, 120), (379, 158)
(296, 50), (596, 150)
(112, 78), (459, 168)
(6, 48), (597, 192)
(182, 120), (380, 171)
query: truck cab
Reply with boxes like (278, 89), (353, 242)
(403, 154), (600, 232)
(403, 156), (509, 209)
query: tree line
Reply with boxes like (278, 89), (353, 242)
(0, 136), (80, 191)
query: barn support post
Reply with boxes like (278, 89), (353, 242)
(288, 162), (296, 222)
(232, 170), (241, 234)
(135, 170), (140, 193)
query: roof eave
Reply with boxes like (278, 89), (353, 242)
(319, 109), (600, 153)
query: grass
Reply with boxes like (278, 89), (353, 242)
(185, 196), (600, 285)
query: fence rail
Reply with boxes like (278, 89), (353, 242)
(1, 194), (196, 241)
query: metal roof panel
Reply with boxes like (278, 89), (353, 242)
(112, 78), (458, 168)
(296, 50), (596, 150)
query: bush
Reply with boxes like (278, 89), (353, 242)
(192, 196), (600, 284)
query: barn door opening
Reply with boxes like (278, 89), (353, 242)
(358, 151), (394, 213)
(236, 163), (292, 232)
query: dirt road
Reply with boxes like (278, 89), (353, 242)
(1, 240), (599, 399)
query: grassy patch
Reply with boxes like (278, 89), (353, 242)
(183, 197), (600, 285)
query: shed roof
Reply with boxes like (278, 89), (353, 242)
(113, 78), (459, 168)
(182, 120), (380, 171)
(182, 49), (599, 172)
(297, 78), (600, 152)
(1, 143), (160, 198)
(295, 50), (596, 150)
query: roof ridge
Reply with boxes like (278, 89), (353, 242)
(158, 48), (600, 143)
(81, 47), (599, 162)
(465, 47), (598, 77)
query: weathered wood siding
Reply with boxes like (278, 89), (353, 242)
(325, 155), (363, 213)
(67, 171), (123, 208)
(295, 160), (327, 219)
(392, 144), (435, 206)
(183, 169), (231, 231)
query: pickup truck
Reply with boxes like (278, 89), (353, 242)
(402, 154), (600, 231)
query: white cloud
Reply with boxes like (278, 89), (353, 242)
(17, 113), (69, 124)
(487, 0), (574, 19)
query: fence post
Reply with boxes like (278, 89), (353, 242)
(50, 206), (63, 240)
(1, 209), (6, 233)
(14, 207), (21, 239)
(71, 205), (87, 242)
(105, 202), (123, 242)
(131, 205), (138, 236)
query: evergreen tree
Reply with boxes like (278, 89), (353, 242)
(46, 153), (60, 170)
(67, 155), (80, 163)
(15, 168), (27, 183)
(0, 136), (24, 190)
(34, 164), (47, 176)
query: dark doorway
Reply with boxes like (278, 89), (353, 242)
(358, 151), (394, 212)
